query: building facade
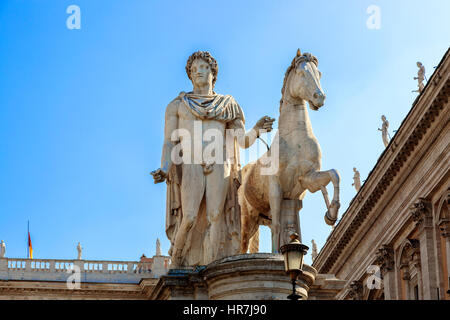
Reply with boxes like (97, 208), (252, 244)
(313, 48), (450, 300)
(0, 253), (170, 299)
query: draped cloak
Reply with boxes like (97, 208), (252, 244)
(165, 92), (243, 266)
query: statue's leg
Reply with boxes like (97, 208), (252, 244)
(268, 176), (282, 253)
(300, 169), (340, 225)
(382, 133), (389, 147)
(204, 164), (229, 263)
(172, 164), (205, 267)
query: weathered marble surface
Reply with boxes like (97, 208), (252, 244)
(413, 62), (426, 93)
(240, 50), (340, 254)
(76, 242), (82, 260)
(352, 167), (361, 192)
(378, 115), (390, 147)
(151, 51), (274, 267)
(0, 241), (5, 258)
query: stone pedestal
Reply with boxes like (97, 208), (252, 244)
(151, 255), (169, 278)
(150, 253), (317, 300)
(148, 266), (208, 300)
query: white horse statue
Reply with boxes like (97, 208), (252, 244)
(239, 49), (340, 253)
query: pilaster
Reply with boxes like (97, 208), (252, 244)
(411, 198), (438, 299)
(375, 244), (396, 299)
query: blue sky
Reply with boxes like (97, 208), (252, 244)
(0, 0), (449, 264)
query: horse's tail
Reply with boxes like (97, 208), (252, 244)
(248, 228), (259, 253)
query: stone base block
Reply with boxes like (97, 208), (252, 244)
(150, 253), (318, 300)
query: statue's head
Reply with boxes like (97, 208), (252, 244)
(281, 49), (325, 110)
(417, 61), (422, 67)
(185, 51), (218, 89)
(381, 115), (386, 121)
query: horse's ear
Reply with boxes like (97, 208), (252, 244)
(296, 49), (301, 57)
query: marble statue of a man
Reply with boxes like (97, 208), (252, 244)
(352, 167), (361, 192)
(0, 240), (5, 258)
(151, 51), (274, 267)
(378, 115), (390, 147)
(413, 62), (425, 93)
(77, 242), (82, 260)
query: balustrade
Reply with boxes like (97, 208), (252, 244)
(1, 258), (153, 275)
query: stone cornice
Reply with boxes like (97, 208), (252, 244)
(314, 47), (450, 274)
(0, 280), (147, 299)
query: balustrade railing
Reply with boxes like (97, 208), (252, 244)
(1, 258), (152, 275)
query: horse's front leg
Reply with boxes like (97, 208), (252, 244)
(300, 169), (341, 225)
(323, 169), (340, 225)
(268, 176), (282, 253)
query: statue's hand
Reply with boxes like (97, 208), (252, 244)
(150, 168), (167, 184)
(254, 116), (275, 136)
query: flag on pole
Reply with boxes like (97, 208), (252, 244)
(28, 222), (33, 259)
(28, 232), (33, 259)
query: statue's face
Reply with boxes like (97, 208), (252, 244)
(190, 58), (213, 88)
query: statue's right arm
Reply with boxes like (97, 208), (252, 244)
(160, 101), (179, 174)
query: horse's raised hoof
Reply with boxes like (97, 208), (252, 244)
(324, 211), (337, 226)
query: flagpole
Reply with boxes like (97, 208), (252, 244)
(27, 220), (29, 259)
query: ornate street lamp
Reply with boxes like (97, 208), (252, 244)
(280, 233), (309, 300)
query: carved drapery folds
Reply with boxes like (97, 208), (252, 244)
(375, 244), (395, 276)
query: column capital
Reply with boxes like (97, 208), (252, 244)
(411, 198), (432, 228)
(375, 244), (395, 275)
(348, 280), (363, 300)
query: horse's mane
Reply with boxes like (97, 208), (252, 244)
(279, 52), (318, 112)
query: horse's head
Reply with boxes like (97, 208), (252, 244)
(282, 49), (325, 110)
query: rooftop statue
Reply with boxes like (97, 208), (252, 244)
(151, 51), (274, 267)
(0, 240), (5, 258)
(412, 62), (426, 93)
(352, 167), (361, 192)
(77, 242), (82, 260)
(378, 115), (390, 148)
(240, 49), (341, 254)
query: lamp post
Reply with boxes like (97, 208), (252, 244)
(280, 233), (309, 300)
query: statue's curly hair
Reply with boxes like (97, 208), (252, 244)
(185, 51), (218, 87)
